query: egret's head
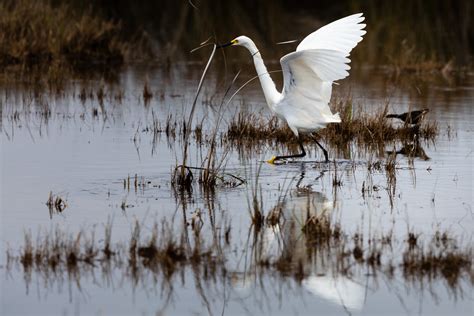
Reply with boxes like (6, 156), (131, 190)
(217, 36), (254, 50)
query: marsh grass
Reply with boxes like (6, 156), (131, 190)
(0, 0), (470, 78)
(15, 219), (223, 285)
(249, 180), (265, 231)
(172, 46), (246, 193)
(302, 214), (341, 246)
(352, 1), (472, 69)
(0, 0), (130, 67)
(46, 191), (67, 217)
(173, 45), (216, 192)
(143, 81), (153, 104)
(275, 207), (472, 287)
(98, 1), (470, 69)
(9, 212), (473, 297)
(402, 231), (473, 288)
(225, 99), (438, 153)
(243, 175), (473, 288)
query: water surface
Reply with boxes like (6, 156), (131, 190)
(1, 64), (473, 315)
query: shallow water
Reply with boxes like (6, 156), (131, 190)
(1, 63), (473, 315)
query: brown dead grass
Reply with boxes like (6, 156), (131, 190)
(225, 100), (438, 149)
(11, 216), (473, 294)
(0, 0), (126, 67)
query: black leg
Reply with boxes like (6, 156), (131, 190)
(267, 139), (306, 164)
(314, 138), (329, 162)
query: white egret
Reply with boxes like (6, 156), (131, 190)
(258, 188), (366, 312)
(218, 13), (366, 163)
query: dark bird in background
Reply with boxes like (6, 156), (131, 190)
(386, 109), (429, 125)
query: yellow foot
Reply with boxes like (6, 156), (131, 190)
(266, 156), (277, 164)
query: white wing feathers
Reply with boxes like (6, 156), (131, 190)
(297, 13), (366, 55)
(279, 50), (349, 127)
(281, 49), (351, 85)
(278, 14), (366, 130)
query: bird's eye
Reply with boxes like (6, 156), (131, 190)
(232, 39), (238, 45)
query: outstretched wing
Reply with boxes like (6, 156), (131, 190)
(278, 49), (350, 129)
(277, 14), (366, 131)
(297, 13), (366, 55)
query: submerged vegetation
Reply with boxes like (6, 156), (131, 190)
(7, 212), (473, 297)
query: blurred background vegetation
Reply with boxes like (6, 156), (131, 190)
(0, 0), (472, 70)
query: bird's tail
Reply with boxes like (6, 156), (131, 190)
(331, 112), (342, 123)
(386, 114), (399, 119)
(322, 112), (341, 123)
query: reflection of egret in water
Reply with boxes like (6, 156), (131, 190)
(261, 167), (331, 261)
(229, 271), (255, 295)
(257, 168), (366, 312)
(302, 274), (365, 312)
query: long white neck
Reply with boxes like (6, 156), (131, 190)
(244, 40), (281, 110)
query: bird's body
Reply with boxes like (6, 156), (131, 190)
(386, 109), (429, 125)
(219, 13), (366, 163)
